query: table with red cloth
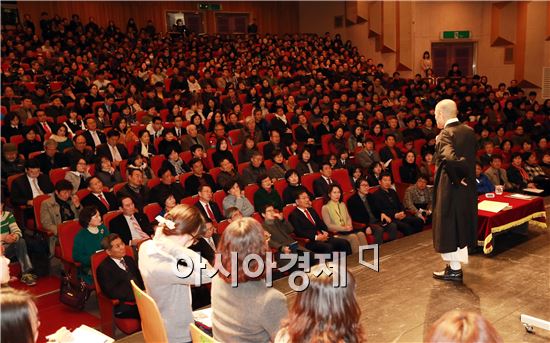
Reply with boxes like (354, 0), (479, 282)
(477, 192), (547, 254)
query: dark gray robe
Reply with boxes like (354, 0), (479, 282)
(432, 121), (478, 253)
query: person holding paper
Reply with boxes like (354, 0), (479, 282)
(432, 99), (477, 282)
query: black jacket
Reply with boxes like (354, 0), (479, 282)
(36, 152), (69, 174)
(108, 212), (153, 245)
(370, 187), (404, 219)
(81, 191), (119, 216)
(195, 201), (224, 222)
(116, 184), (150, 211)
(96, 143), (129, 162)
(150, 182), (187, 203)
(97, 255), (144, 303)
(83, 130), (107, 149)
(11, 173), (55, 206)
(288, 207), (328, 241)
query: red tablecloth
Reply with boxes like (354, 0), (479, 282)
(477, 192), (547, 254)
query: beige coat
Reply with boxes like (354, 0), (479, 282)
(40, 195), (81, 235)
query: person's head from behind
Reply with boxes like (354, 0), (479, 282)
(434, 99), (457, 129)
(55, 180), (74, 202)
(79, 206), (101, 228)
(379, 172), (392, 190)
(1, 288), (39, 343)
(425, 310), (502, 343)
(218, 217), (267, 284)
(101, 233), (126, 260)
(282, 264), (362, 343)
(159, 204), (206, 248)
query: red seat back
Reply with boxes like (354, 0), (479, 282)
(103, 210), (122, 231)
(58, 220), (82, 264)
(147, 177), (161, 189)
(244, 184), (259, 207)
(181, 195), (198, 206)
(301, 172), (320, 194)
(217, 220), (231, 235)
(282, 204), (297, 221)
(391, 159), (403, 184)
(33, 194), (52, 234)
(332, 168), (352, 193)
(213, 190), (226, 214)
(143, 203), (162, 222)
(311, 198), (325, 218)
(273, 179), (287, 198)
(50, 168), (69, 186)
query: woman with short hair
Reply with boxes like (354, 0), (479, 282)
(212, 217), (288, 343)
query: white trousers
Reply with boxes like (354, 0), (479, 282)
(441, 246), (468, 270)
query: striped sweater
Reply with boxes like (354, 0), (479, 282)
(1, 211), (22, 238)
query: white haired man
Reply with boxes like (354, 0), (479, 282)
(432, 99), (477, 282)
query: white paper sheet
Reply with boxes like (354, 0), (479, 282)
(193, 307), (213, 328)
(478, 200), (510, 213)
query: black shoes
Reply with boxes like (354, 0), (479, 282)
(433, 265), (463, 282)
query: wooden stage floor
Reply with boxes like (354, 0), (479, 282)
(274, 221), (550, 342)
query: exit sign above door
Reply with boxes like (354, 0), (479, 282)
(441, 31), (471, 39)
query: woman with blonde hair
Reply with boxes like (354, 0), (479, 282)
(212, 217), (288, 343)
(138, 204), (213, 343)
(1, 288), (40, 343)
(275, 264), (364, 343)
(425, 310), (503, 343)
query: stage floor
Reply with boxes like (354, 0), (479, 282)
(274, 220), (550, 342)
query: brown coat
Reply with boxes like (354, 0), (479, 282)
(432, 122), (478, 253)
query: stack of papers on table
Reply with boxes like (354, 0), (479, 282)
(506, 193), (536, 200)
(478, 200), (510, 213)
(46, 325), (114, 343)
(523, 188), (543, 194)
(193, 307), (213, 328)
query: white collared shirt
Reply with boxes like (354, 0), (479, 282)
(110, 257), (127, 271)
(89, 130), (101, 146)
(27, 175), (43, 197)
(444, 117), (459, 128)
(108, 144), (122, 161)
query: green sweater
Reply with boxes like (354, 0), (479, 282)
(1, 212), (22, 238)
(254, 187), (283, 212)
(73, 224), (109, 284)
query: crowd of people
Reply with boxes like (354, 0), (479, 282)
(0, 11), (545, 342)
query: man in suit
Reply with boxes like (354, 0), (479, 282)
(288, 190), (351, 255)
(81, 176), (119, 216)
(181, 124), (208, 151)
(478, 141), (495, 168)
(379, 134), (403, 163)
(313, 162), (339, 198)
(241, 151), (267, 186)
(36, 139), (69, 174)
(150, 166), (186, 204)
(263, 130), (289, 160)
(96, 130), (129, 167)
(66, 134), (96, 164)
(11, 158), (55, 207)
(185, 158), (217, 196)
(109, 196), (153, 247)
(45, 96), (68, 119)
(117, 168), (150, 211)
(34, 109), (57, 140)
(347, 177), (398, 244)
(485, 155), (513, 191)
(97, 94), (119, 118)
(355, 139), (381, 171)
(370, 173), (424, 237)
(189, 220), (220, 265)
(16, 97), (36, 123)
(432, 99), (477, 282)
(82, 117), (106, 149)
(97, 233), (144, 319)
(195, 184), (224, 223)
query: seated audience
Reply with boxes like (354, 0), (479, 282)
(403, 175), (433, 224)
(370, 173), (424, 236)
(162, 147), (190, 177)
(1, 199), (37, 286)
(109, 196), (153, 247)
(12, 158), (55, 207)
(254, 174), (284, 212)
(485, 155), (513, 190)
(157, 129), (182, 157)
(66, 134), (95, 164)
(18, 127), (42, 160)
(97, 233), (144, 319)
(288, 191), (352, 255)
(366, 162), (385, 191)
(239, 137), (259, 164)
(73, 206), (110, 284)
(476, 162), (495, 194)
(268, 149), (290, 180)
(347, 178), (398, 244)
(212, 138), (236, 168)
(313, 162), (340, 198)
(321, 184), (367, 253)
(139, 205), (212, 343)
(212, 217), (288, 342)
(36, 139), (69, 174)
(82, 117), (106, 149)
(479, 141), (496, 167)
(65, 158), (91, 194)
(181, 124), (208, 151)
(96, 130), (129, 167)
(400, 151), (420, 184)
(355, 139), (381, 171)
(185, 158), (217, 195)
(295, 148), (319, 176)
(81, 176), (119, 216)
(379, 134), (403, 163)
(523, 152), (550, 191)
(150, 166), (186, 203)
(133, 129), (157, 158)
(419, 152), (436, 184)
(222, 180), (255, 217)
(264, 130), (289, 160)
(95, 155), (123, 190)
(507, 152), (536, 191)
(282, 169), (314, 205)
(117, 168), (150, 211)
(127, 154), (154, 185)
(195, 184), (224, 223)
(275, 264), (363, 343)
(1, 143), (25, 195)
(217, 158), (242, 190)
(242, 151), (267, 186)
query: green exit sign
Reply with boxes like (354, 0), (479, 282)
(441, 31), (471, 39)
(198, 3), (221, 11)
